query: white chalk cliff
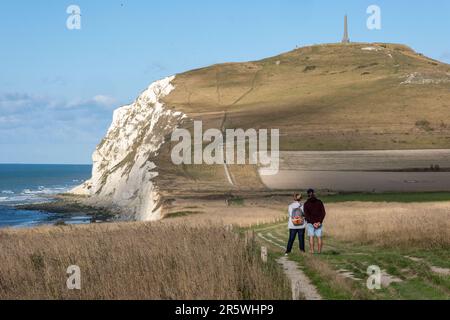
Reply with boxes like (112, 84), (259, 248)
(72, 76), (186, 221)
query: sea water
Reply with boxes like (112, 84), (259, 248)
(0, 164), (92, 228)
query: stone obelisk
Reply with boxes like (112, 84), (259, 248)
(342, 15), (350, 43)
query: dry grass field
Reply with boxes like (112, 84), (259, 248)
(1, 195), (448, 300)
(0, 222), (290, 300)
(164, 197), (450, 249)
(324, 202), (450, 248)
(163, 198), (286, 227)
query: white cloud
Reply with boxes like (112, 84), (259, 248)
(0, 92), (119, 148)
(64, 95), (118, 110)
(92, 95), (117, 108)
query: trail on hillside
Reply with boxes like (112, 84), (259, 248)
(214, 67), (236, 187)
(216, 69), (261, 187)
(230, 70), (260, 106)
(220, 111), (235, 186)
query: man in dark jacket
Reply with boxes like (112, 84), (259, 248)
(303, 189), (326, 254)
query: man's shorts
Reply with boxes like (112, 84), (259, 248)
(307, 223), (323, 238)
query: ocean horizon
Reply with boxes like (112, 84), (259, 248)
(0, 164), (92, 228)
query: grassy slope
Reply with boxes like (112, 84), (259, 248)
(155, 43), (450, 195)
(166, 43), (450, 150)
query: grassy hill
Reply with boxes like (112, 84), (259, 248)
(165, 42), (450, 150)
(155, 43), (450, 196)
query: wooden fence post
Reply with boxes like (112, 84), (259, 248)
(261, 246), (268, 263)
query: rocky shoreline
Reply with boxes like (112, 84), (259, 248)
(15, 194), (118, 223)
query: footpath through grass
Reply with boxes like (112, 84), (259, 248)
(249, 221), (450, 300)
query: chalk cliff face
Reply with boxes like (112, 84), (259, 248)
(72, 76), (186, 221)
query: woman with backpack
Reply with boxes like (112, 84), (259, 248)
(285, 193), (306, 255)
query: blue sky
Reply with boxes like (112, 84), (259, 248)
(1, 0), (449, 164)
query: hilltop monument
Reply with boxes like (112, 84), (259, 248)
(342, 15), (350, 43)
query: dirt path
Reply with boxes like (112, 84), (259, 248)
(257, 231), (322, 300)
(277, 256), (322, 300)
(220, 111), (235, 186)
(230, 70), (260, 106)
(216, 67), (260, 187)
(405, 256), (450, 276)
